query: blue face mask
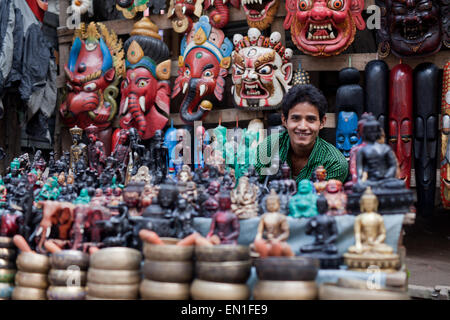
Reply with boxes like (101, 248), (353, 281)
(336, 111), (361, 159)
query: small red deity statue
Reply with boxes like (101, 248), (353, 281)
(86, 124), (107, 175)
(323, 179), (347, 216)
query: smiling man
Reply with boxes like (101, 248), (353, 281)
(255, 84), (348, 183)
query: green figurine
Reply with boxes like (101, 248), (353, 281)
(74, 188), (91, 205)
(35, 177), (60, 202)
(8, 158), (21, 179)
(289, 179), (318, 218)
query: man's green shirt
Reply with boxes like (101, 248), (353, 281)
(254, 130), (348, 183)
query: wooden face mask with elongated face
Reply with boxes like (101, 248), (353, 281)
(440, 62), (450, 208)
(284, 0), (365, 56)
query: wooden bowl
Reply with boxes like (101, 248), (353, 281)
(0, 248), (16, 260)
(15, 271), (48, 289)
(12, 286), (47, 300)
(48, 269), (87, 286)
(318, 283), (410, 300)
(47, 286), (87, 300)
(254, 257), (319, 281)
(90, 247), (142, 270)
(253, 280), (318, 300)
(0, 258), (15, 270)
(87, 283), (139, 299)
(140, 279), (190, 300)
(0, 237), (14, 249)
(50, 250), (89, 270)
(143, 238), (194, 261)
(0, 268), (16, 283)
(0, 282), (14, 299)
(16, 252), (50, 273)
(87, 268), (141, 285)
(142, 260), (193, 283)
(195, 260), (251, 283)
(195, 245), (250, 262)
(190, 279), (250, 300)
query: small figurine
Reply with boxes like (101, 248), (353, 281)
(312, 165), (328, 194)
(323, 179), (347, 216)
(288, 179), (318, 218)
(130, 166), (152, 185)
(69, 126), (88, 173)
(253, 190), (294, 258)
(171, 197), (197, 239)
(86, 124), (107, 175)
(344, 188), (400, 271)
(196, 191), (240, 245)
(199, 181), (220, 218)
(230, 176), (259, 219)
(122, 181), (145, 217)
(300, 195), (341, 269)
(74, 189), (91, 205)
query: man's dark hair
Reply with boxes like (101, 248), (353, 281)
(281, 84), (328, 120)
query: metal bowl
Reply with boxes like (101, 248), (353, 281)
(254, 256), (319, 281)
(142, 259), (193, 283)
(15, 271), (48, 289)
(195, 245), (250, 262)
(0, 268), (16, 283)
(190, 279), (250, 300)
(0, 237), (14, 249)
(195, 260), (251, 283)
(16, 252), (50, 273)
(0, 248), (16, 260)
(0, 258), (15, 270)
(90, 247), (142, 270)
(87, 283), (140, 300)
(142, 238), (194, 261)
(47, 286), (87, 300)
(12, 286), (47, 300)
(140, 279), (190, 300)
(48, 269), (87, 286)
(253, 280), (318, 300)
(87, 268), (141, 285)
(0, 282), (14, 299)
(50, 250), (89, 270)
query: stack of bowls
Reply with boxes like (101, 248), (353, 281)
(191, 245), (251, 300)
(253, 257), (319, 300)
(47, 250), (89, 300)
(12, 252), (50, 300)
(0, 236), (16, 300)
(87, 247), (142, 300)
(140, 238), (194, 300)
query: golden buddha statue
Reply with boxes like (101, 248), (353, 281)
(231, 176), (259, 219)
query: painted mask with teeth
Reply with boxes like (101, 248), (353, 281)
(284, 0), (365, 56)
(242, 0), (280, 30)
(231, 29), (293, 111)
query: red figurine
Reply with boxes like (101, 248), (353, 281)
(389, 63), (413, 188)
(86, 124), (107, 175)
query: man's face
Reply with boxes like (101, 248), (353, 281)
(282, 102), (325, 150)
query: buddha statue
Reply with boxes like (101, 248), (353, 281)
(288, 179), (318, 218)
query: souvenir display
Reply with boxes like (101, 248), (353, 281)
(365, 60), (389, 136)
(440, 61), (450, 208)
(389, 63), (413, 188)
(172, 16), (232, 123)
(335, 67), (364, 160)
(284, 0), (365, 56)
(344, 188), (400, 271)
(231, 176), (259, 219)
(117, 17), (171, 141)
(289, 179), (318, 218)
(413, 63), (439, 216)
(167, 0), (204, 33)
(231, 29), (293, 111)
(60, 22), (124, 154)
(300, 195), (341, 269)
(376, 0), (449, 58)
(253, 190), (294, 258)
(204, 0), (240, 28)
(241, 0), (279, 30)
(348, 115), (414, 214)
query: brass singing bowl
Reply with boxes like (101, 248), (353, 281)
(0, 236), (14, 249)
(140, 279), (190, 300)
(47, 286), (87, 300)
(142, 259), (193, 283)
(195, 260), (252, 283)
(253, 280), (318, 300)
(0, 268), (16, 283)
(50, 250), (90, 270)
(0, 258), (15, 270)
(16, 252), (50, 273)
(87, 283), (140, 300)
(12, 286), (47, 300)
(254, 256), (319, 281)
(195, 245), (250, 262)
(0, 282), (14, 299)
(90, 247), (142, 270)
(85, 295), (135, 300)
(48, 269), (87, 286)
(143, 238), (194, 261)
(318, 283), (410, 300)
(0, 248), (16, 260)
(15, 271), (48, 289)
(190, 279), (250, 300)
(87, 268), (141, 285)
